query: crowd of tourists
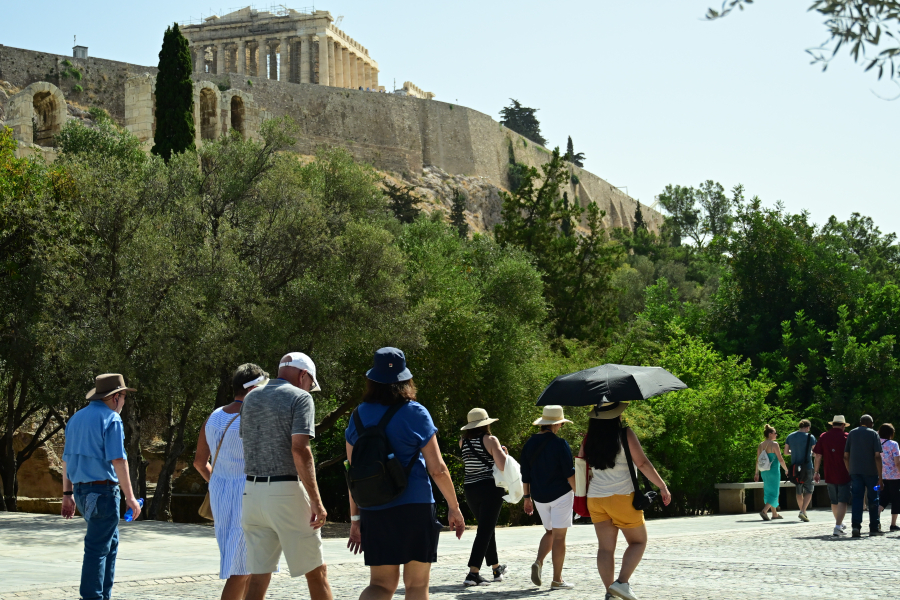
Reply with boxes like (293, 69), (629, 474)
(755, 415), (900, 537)
(60, 347), (671, 600)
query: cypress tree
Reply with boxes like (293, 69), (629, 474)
(152, 23), (195, 162)
(449, 187), (469, 238)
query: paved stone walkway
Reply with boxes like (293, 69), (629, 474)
(2, 509), (899, 599)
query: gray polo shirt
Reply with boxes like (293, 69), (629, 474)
(785, 431), (816, 468)
(239, 379), (315, 477)
(845, 426), (882, 477)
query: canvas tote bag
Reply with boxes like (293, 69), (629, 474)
(198, 412), (240, 521)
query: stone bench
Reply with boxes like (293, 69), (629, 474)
(715, 481), (830, 514)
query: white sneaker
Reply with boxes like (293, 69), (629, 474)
(840, 523), (847, 530)
(531, 562), (542, 586)
(550, 580), (574, 590)
(609, 580), (640, 600)
(833, 526), (847, 536)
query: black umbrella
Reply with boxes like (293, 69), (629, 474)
(536, 364), (687, 407)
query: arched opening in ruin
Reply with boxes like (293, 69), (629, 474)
(199, 88), (218, 140)
(230, 96), (245, 137)
(32, 91), (62, 147)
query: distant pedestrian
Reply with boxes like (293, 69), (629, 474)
(844, 414), (884, 537)
(193, 364), (270, 600)
(582, 402), (671, 600)
(784, 419), (817, 522)
(345, 347), (465, 600)
(754, 424), (788, 521)
(521, 405), (576, 591)
(240, 352), (333, 600)
(459, 408), (508, 586)
(61, 374), (142, 600)
(813, 415), (852, 536)
(877, 423), (900, 532)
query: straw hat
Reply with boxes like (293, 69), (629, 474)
(86, 374), (136, 401)
(533, 405), (572, 426)
(588, 401), (630, 420)
(460, 408), (499, 431)
(829, 415), (848, 427)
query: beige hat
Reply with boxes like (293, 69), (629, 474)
(461, 408), (499, 431)
(829, 415), (848, 427)
(588, 401), (630, 420)
(533, 405), (572, 426)
(86, 374), (136, 401)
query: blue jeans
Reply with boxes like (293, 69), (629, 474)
(850, 474), (880, 529)
(73, 483), (120, 600)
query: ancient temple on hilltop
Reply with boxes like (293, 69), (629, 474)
(180, 6), (382, 90)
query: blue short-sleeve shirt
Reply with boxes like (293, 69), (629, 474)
(345, 400), (438, 510)
(786, 431), (817, 469)
(63, 401), (127, 483)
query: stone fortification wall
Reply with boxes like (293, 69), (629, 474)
(208, 74), (662, 231)
(0, 45), (157, 120)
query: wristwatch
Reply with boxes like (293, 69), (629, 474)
(63, 491), (73, 496)
(523, 494), (531, 499)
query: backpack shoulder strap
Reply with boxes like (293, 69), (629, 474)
(620, 427), (644, 494)
(463, 437), (494, 469)
(352, 407), (365, 435)
(376, 401), (409, 431)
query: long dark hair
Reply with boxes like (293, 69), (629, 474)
(361, 378), (417, 406)
(462, 424), (491, 440)
(583, 416), (622, 470)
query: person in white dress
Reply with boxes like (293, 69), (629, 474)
(194, 364), (270, 600)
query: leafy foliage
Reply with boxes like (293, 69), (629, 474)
(564, 136), (585, 167)
(383, 180), (421, 224)
(449, 187), (469, 238)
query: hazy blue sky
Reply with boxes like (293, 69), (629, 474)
(6, 1), (899, 234)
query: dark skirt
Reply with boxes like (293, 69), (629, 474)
(360, 503), (442, 566)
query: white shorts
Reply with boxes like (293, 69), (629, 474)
(241, 479), (324, 576)
(534, 490), (574, 530)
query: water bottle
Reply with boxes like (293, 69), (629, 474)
(123, 498), (144, 522)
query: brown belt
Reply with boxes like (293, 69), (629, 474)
(77, 480), (117, 486)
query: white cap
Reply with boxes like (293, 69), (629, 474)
(279, 352), (321, 392)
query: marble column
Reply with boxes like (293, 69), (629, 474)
(372, 68), (379, 89)
(327, 40), (336, 86)
(194, 45), (205, 74)
(356, 58), (364, 90)
(236, 41), (246, 75)
(300, 36), (311, 83)
(342, 48), (351, 88)
(317, 33), (330, 85)
(334, 43), (344, 88)
(216, 43), (226, 74)
(279, 36), (290, 82)
(363, 64), (371, 89)
(349, 53), (358, 88)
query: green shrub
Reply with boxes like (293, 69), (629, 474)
(73, 85), (84, 93)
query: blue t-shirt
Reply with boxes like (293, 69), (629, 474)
(62, 401), (127, 483)
(786, 431), (816, 469)
(520, 432), (576, 503)
(345, 400), (438, 510)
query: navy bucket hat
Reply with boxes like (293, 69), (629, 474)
(366, 347), (413, 384)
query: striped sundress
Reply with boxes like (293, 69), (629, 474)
(205, 407), (250, 579)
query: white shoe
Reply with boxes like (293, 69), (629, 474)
(550, 580), (574, 590)
(531, 562), (542, 586)
(833, 526), (847, 536)
(840, 523), (847, 530)
(609, 580), (640, 600)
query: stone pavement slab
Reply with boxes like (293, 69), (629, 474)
(2, 509), (899, 599)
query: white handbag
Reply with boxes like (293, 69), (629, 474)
(757, 450), (772, 471)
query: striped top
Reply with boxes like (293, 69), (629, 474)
(206, 408), (244, 479)
(462, 435), (495, 485)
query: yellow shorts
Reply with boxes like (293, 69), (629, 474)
(587, 494), (645, 529)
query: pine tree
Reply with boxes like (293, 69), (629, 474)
(383, 181), (421, 224)
(565, 135), (585, 167)
(449, 187), (469, 238)
(634, 202), (647, 233)
(499, 99), (547, 146)
(152, 23), (195, 162)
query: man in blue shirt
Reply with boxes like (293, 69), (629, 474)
(61, 373), (142, 600)
(784, 419), (817, 522)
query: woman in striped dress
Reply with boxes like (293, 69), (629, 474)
(459, 408), (509, 587)
(194, 364), (269, 600)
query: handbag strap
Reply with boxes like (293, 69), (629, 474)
(210, 413), (240, 475)
(463, 436), (494, 469)
(619, 427), (645, 495)
(802, 432), (813, 463)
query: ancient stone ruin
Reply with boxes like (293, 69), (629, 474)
(6, 82), (67, 148)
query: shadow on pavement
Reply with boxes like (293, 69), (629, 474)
(424, 584), (551, 598)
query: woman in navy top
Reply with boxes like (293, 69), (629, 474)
(345, 347), (465, 600)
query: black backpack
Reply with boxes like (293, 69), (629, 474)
(345, 402), (416, 508)
(788, 433), (814, 485)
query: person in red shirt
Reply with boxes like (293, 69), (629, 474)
(814, 415), (851, 536)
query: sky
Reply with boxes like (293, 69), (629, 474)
(6, 1), (900, 235)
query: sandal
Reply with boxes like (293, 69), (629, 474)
(773, 514), (784, 519)
(760, 510), (770, 521)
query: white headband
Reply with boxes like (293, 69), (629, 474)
(242, 375), (266, 389)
